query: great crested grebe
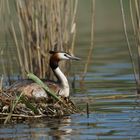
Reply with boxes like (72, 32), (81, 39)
(8, 51), (80, 100)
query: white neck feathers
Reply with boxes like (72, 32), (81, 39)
(53, 67), (69, 97)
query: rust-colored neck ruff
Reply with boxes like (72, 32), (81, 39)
(49, 53), (59, 70)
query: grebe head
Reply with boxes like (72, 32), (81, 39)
(49, 51), (80, 61)
(49, 51), (80, 69)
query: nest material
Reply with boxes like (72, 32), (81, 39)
(0, 89), (78, 123)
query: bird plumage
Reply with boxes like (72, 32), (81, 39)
(8, 51), (80, 100)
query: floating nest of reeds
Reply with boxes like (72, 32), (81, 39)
(0, 74), (78, 124)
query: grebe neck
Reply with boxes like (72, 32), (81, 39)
(49, 56), (68, 86)
(53, 67), (69, 97)
(49, 51), (80, 97)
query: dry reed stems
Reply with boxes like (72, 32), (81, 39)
(129, 0), (140, 91)
(7, 0), (78, 79)
(4, 92), (24, 124)
(120, 0), (139, 89)
(81, 0), (95, 80)
(130, 0), (140, 85)
(0, 75), (3, 91)
(130, 0), (136, 35)
(0, 0), (13, 84)
(134, 0), (140, 83)
(70, 0), (78, 53)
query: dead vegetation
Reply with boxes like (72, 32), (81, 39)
(13, 0), (78, 78)
(0, 74), (78, 124)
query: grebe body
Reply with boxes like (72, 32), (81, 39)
(8, 51), (80, 100)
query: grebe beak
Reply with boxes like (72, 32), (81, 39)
(68, 55), (81, 61)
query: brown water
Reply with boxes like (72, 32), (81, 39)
(0, 0), (140, 139)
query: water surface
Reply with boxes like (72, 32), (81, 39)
(0, 0), (140, 140)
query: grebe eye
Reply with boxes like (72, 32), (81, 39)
(64, 54), (67, 57)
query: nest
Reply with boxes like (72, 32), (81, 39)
(0, 74), (78, 124)
(0, 85), (78, 124)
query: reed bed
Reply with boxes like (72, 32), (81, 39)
(7, 0), (78, 79)
(0, 0), (79, 123)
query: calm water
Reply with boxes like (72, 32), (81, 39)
(1, 0), (140, 140)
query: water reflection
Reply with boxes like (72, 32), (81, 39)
(0, 117), (73, 140)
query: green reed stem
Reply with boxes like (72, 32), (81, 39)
(4, 92), (24, 124)
(27, 73), (61, 101)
